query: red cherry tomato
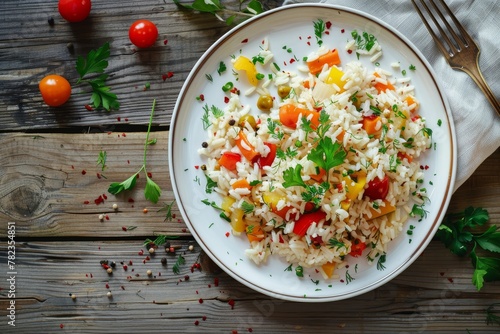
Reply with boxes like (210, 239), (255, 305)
(363, 175), (389, 200)
(129, 19), (158, 48)
(39, 75), (72, 107)
(58, 0), (92, 22)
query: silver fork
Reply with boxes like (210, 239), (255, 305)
(412, 0), (500, 116)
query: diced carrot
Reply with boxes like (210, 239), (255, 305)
(279, 104), (320, 129)
(310, 167), (326, 182)
(336, 129), (345, 142)
(362, 115), (381, 135)
(373, 72), (395, 93)
(218, 152), (241, 171)
(307, 49), (341, 75)
(322, 262), (336, 278)
(231, 179), (251, 190)
(364, 200), (396, 220)
(405, 96), (419, 111)
(235, 131), (260, 162)
(246, 224), (265, 243)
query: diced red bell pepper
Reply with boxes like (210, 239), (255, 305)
(218, 152), (241, 171)
(349, 240), (366, 257)
(293, 211), (327, 237)
(257, 142), (277, 169)
(363, 175), (389, 200)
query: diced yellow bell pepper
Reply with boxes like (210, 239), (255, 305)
(325, 66), (346, 92)
(322, 261), (336, 278)
(233, 56), (258, 86)
(230, 208), (246, 233)
(221, 196), (236, 213)
(365, 200), (396, 220)
(343, 172), (367, 201)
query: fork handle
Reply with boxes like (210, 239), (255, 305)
(464, 56), (500, 116)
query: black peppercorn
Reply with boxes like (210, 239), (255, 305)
(228, 119), (236, 126)
(48, 17), (55, 26)
(201, 165), (207, 171)
(201, 142), (208, 148)
(161, 257), (167, 265)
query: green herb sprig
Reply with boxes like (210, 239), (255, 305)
(172, 0), (264, 25)
(76, 42), (119, 111)
(108, 100), (162, 203)
(436, 207), (500, 291)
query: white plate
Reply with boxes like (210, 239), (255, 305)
(168, 4), (456, 302)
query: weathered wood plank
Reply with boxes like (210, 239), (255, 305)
(0, 0), (283, 131)
(0, 131), (185, 238)
(1, 131), (499, 238)
(1, 240), (498, 333)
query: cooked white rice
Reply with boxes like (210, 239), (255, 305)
(198, 39), (431, 277)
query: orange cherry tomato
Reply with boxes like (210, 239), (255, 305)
(39, 75), (71, 107)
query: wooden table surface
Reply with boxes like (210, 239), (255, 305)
(1, 1), (499, 333)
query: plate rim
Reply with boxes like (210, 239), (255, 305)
(168, 3), (457, 302)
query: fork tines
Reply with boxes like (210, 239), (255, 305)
(412, 0), (476, 57)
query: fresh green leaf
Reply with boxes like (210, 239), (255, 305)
(205, 174), (218, 194)
(241, 201), (254, 214)
(76, 43), (119, 111)
(108, 173), (138, 194)
(76, 42), (110, 78)
(283, 165), (307, 188)
(107, 100), (161, 203)
(145, 177), (161, 203)
(307, 136), (346, 174)
(97, 150), (107, 171)
(474, 225), (500, 253)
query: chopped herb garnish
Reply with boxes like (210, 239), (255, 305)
(217, 61), (227, 75)
(313, 19), (326, 46)
(204, 175), (218, 194)
(351, 30), (377, 52)
(295, 265), (304, 277)
(376, 253), (387, 271)
(437, 119), (442, 126)
(96, 150), (107, 171)
(284, 264), (293, 272)
(158, 200), (176, 222)
(205, 73), (213, 82)
(144, 234), (179, 247)
(241, 201), (255, 214)
(345, 270), (355, 284)
(172, 254), (186, 274)
(409, 64), (416, 71)
(328, 238), (346, 250)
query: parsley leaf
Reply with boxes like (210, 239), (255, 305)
(108, 100), (162, 203)
(76, 43), (119, 111)
(307, 136), (346, 175)
(436, 207), (499, 291)
(283, 165), (307, 188)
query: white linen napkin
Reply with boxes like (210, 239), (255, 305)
(283, 0), (500, 192)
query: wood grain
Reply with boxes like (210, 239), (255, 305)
(0, 131), (184, 238)
(1, 240), (499, 333)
